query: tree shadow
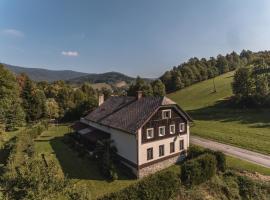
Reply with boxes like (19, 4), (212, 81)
(50, 136), (134, 181)
(188, 100), (270, 128)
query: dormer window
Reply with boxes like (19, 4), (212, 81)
(146, 128), (154, 139)
(179, 123), (185, 133)
(159, 126), (166, 136)
(162, 109), (171, 119)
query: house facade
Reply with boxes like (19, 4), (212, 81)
(75, 92), (192, 178)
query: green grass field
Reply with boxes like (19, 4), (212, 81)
(33, 125), (269, 199)
(168, 71), (270, 155)
(34, 125), (137, 199)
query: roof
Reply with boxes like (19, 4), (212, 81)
(71, 121), (90, 131)
(84, 96), (192, 134)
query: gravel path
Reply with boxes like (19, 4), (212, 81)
(190, 136), (270, 168)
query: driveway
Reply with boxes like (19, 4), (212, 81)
(190, 136), (270, 168)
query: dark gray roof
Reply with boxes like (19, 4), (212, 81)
(84, 96), (192, 134)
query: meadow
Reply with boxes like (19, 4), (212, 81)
(32, 125), (270, 199)
(168, 71), (270, 155)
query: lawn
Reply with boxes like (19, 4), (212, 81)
(227, 155), (270, 176)
(34, 125), (137, 199)
(33, 125), (269, 199)
(168, 71), (270, 155)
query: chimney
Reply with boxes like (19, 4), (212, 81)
(137, 91), (143, 100)
(98, 94), (104, 106)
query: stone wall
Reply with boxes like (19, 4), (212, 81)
(137, 154), (185, 178)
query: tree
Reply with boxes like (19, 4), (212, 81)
(151, 79), (166, 96)
(216, 55), (229, 74)
(21, 77), (47, 122)
(45, 98), (60, 119)
(0, 64), (25, 131)
(127, 77), (153, 96)
(232, 67), (254, 99)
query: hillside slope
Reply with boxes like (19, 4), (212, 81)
(168, 71), (270, 155)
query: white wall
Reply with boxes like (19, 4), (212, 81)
(81, 118), (138, 164)
(138, 125), (190, 165)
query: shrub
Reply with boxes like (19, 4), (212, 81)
(99, 171), (180, 200)
(187, 146), (205, 159)
(214, 151), (226, 172)
(188, 147), (226, 172)
(181, 153), (217, 186)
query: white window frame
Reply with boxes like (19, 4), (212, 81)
(179, 123), (185, 133)
(169, 124), (175, 134)
(162, 109), (171, 119)
(159, 126), (166, 136)
(159, 145), (165, 157)
(146, 128), (154, 139)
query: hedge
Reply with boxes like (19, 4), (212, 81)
(181, 153), (217, 186)
(188, 146), (226, 172)
(99, 171), (180, 200)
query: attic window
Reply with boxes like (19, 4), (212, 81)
(162, 109), (171, 119)
(146, 128), (154, 139)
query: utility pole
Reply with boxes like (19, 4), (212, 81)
(213, 78), (216, 93)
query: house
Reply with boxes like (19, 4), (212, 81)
(73, 91), (192, 178)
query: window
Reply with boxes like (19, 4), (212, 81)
(147, 148), (153, 160)
(159, 145), (165, 157)
(162, 109), (171, 119)
(180, 140), (184, 150)
(146, 128), (154, 139)
(170, 142), (175, 153)
(179, 123), (185, 133)
(159, 126), (165, 136)
(169, 124), (175, 134)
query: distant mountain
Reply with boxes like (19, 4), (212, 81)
(67, 72), (135, 85)
(3, 63), (88, 82)
(2, 63), (149, 84)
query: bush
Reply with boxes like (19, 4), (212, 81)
(181, 153), (217, 186)
(188, 147), (226, 173)
(187, 146), (205, 159)
(99, 171), (180, 200)
(214, 151), (226, 172)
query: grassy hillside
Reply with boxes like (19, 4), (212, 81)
(168, 71), (270, 155)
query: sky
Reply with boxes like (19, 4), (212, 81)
(1, 0), (270, 78)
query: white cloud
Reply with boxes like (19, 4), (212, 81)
(2, 29), (24, 37)
(61, 51), (79, 57)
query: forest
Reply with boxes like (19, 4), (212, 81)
(160, 50), (270, 94)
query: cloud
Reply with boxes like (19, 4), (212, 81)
(2, 29), (24, 37)
(61, 51), (79, 57)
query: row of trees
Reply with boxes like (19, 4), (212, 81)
(127, 77), (166, 97)
(0, 64), (100, 132)
(232, 65), (270, 107)
(160, 50), (270, 93)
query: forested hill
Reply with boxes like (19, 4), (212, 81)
(4, 63), (88, 82)
(160, 50), (270, 93)
(67, 72), (135, 85)
(3, 63), (139, 84)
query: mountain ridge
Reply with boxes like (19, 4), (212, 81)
(2, 63), (141, 84)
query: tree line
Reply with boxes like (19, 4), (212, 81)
(232, 65), (270, 107)
(160, 50), (270, 93)
(0, 64), (105, 132)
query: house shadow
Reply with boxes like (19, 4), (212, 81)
(49, 135), (135, 181)
(188, 100), (270, 128)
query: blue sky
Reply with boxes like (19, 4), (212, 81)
(1, 0), (270, 78)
